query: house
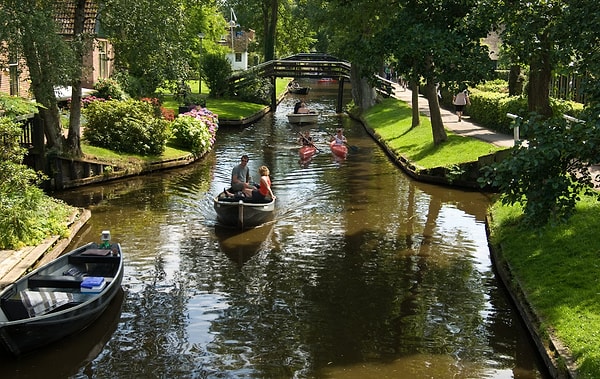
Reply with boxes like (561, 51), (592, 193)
(0, 0), (114, 99)
(220, 29), (255, 71)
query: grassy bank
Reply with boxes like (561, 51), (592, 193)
(362, 98), (503, 168)
(488, 198), (600, 378)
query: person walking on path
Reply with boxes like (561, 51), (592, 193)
(452, 89), (470, 122)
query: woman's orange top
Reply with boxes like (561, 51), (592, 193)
(259, 176), (271, 196)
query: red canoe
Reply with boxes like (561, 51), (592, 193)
(329, 141), (348, 158)
(299, 145), (317, 161)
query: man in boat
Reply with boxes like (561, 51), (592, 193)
(296, 101), (311, 114)
(229, 155), (256, 197)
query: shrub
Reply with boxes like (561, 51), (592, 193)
(233, 72), (272, 105)
(0, 93), (40, 117)
(202, 53), (232, 98)
(0, 117), (73, 249)
(93, 78), (125, 100)
(479, 114), (599, 226)
(83, 99), (170, 155)
(171, 107), (218, 157)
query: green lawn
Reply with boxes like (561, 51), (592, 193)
(363, 98), (503, 169)
(489, 197), (600, 378)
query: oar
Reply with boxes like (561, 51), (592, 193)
(297, 132), (322, 153)
(324, 130), (358, 152)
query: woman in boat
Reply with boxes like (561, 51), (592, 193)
(252, 166), (276, 202)
(331, 128), (347, 145)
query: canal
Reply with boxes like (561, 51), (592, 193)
(0, 83), (549, 378)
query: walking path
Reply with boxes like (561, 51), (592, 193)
(390, 84), (600, 189)
(390, 83), (515, 148)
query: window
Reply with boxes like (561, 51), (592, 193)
(235, 52), (242, 62)
(8, 53), (18, 96)
(98, 41), (108, 78)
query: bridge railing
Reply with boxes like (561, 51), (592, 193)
(228, 59), (351, 94)
(373, 75), (396, 98)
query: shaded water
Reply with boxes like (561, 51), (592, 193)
(0, 84), (548, 378)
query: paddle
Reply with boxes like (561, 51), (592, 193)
(297, 132), (322, 153)
(324, 130), (358, 152)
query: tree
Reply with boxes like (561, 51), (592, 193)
(383, 0), (494, 145)
(0, 0), (84, 153)
(225, 0), (316, 61)
(101, 0), (224, 96)
(65, 0), (93, 157)
(485, 0), (571, 117)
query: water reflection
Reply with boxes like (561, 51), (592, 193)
(22, 83), (550, 378)
(215, 222), (276, 267)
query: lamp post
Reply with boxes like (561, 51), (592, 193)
(198, 33), (204, 94)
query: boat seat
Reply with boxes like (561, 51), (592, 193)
(68, 253), (120, 264)
(28, 275), (83, 289)
(1, 290), (87, 321)
(28, 275), (113, 289)
(1, 298), (29, 321)
(217, 197), (272, 204)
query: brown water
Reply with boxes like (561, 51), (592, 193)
(0, 84), (549, 378)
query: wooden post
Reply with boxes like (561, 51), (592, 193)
(32, 114), (46, 172)
(336, 77), (345, 113)
(270, 76), (277, 111)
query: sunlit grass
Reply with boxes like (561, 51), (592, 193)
(363, 98), (503, 169)
(489, 196), (600, 378)
(82, 143), (190, 163)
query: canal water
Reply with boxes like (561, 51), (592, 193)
(0, 84), (549, 378)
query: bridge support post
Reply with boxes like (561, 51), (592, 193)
(270, 76), (277, 111)
(337, 78), (345, 113)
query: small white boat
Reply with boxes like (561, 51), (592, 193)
(287, 113), (318, 125)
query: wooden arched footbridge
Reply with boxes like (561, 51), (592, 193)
(229, 53), (395, 112)
(229, 53), (351, 112)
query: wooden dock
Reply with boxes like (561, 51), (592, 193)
(0, 208), (90, 289)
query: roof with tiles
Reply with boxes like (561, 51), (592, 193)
(54, 0), (99, 36)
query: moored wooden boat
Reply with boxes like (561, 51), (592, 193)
(287, 112), (318, 124)
(0, 233), (124, 355)
(287, 82), (310, 94)
(213, 194), (276, 229)
(330, 141), (348, 158)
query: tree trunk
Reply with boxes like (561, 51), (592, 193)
(424, 80), (447, 145)
(410, 79), (420, 128)
(263, 0), (278, 61)
(508, 65), (523, 96)
(65, 0), (87, 158)
(21, 34), (63, 151)
(350, 63), (376, 111)
(527, 37), (552, 117)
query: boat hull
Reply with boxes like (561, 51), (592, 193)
(213, 196), (275, 229)
(288, 87), (310, 95)
(287, 113), (318, 124)
(299, 145), (317, 161)
(0, 242), (124, 355)
(330, 141), (348, 158)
